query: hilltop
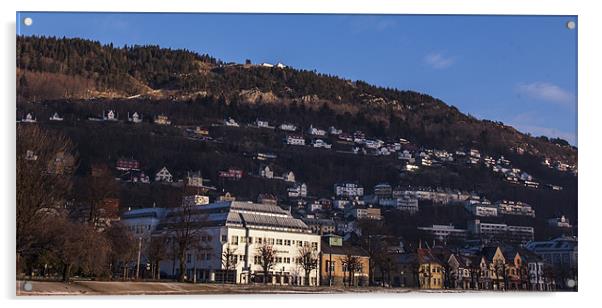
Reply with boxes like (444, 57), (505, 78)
(17, 35), (576, 165)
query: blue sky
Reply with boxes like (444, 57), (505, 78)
(17, 12), (578, 145)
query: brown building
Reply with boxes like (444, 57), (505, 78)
(319, 235), (370, 286)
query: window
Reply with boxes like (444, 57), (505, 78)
(276, 257), (283, 263)
(248, 237), (253, 244)
(256, 238), (263, 244)
(239, 255), (245, 262)
(276, 239), (283, 245)
(284, 240), (291, 246)
(221, 235), (227, 243)
(297, 240), (303, 247)
(267, 238), (275, 245)
(231, 236), (239, 245)
(284, 257), (291, 264)
(311, 242), (318, 250)
(240, 237), (247, 244)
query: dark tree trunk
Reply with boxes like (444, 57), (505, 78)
(62, 264), (72, 282)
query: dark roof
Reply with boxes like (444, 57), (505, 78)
(481, 246), (500, 262)
(321, 240), (369, 257)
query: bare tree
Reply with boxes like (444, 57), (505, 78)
(221, 244), (238, 284)
(257, 243), (277, 284)
(16, 125), (76, 271)
(146, 235), (168, 280)
(340, 254), (362, 287)
(297, 245), (318, 286)
(169, 204), (200, 282)
(72, 164), (118, 229)
(105, 223), (137, 280)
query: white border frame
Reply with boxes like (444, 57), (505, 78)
(2, 0), (600, 307)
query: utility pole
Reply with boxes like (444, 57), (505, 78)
(136, 237), (142, 280)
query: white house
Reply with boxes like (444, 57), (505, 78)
(155, 167), (174, 182)
(279, 123), (297, 131)
(329, 126), (342, 135)
(307, 125), (326, 136)
(311, 139), (332, 149)
(49, 112), (64, 121)
(288, 183), (307, 198)
(21, 113), (37, 123)
(224, 118), (240, 127)
(283, 171), (296, 182)
(260, 166), (274, 179)
(286, 135), (306, 146)
(104, 110), (118, 121)
(255, 119), (273, 129)
(128, 112), (143, 123)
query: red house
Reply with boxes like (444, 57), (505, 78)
(116, 158), (140, 171)
(218, 168), (244, 180)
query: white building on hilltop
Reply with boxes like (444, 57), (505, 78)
(155, 166), (173, 182)
(122, 201), (321, 285)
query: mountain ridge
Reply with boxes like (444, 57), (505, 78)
(16, 35), (577, 165)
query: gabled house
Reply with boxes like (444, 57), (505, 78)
(21, 113), (37, 123)
(154, 114), (171, 125)
(416, 247), (445, 289)
(155, 166), (173, 182)
(283, 171), (296, 183)
(224, 117), (239, 127)
(49, 112), (63, 121)
(128, 112), (143, 123)
(307, 125), (326, 136)
(103, 110), (118, 121)
(260, 165), (274, 179)
(279, 123), (297, 131)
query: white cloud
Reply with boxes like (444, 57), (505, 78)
(515, 82), (575, 106)
(424, 52), (455, 69)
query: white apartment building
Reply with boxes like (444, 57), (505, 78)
(334, 182), (364, 197)
(494, 200), (535, 217)
(464, 200), (498, 217)
(123, 201), (321, 285)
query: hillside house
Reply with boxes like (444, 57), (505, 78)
(128, 112), (143, 123)
(286, 134), (306, 146)
(224, 117), (240, 127)
(279, 123), (297, 131)
(154, 114), (171, 125)
(21, 113), (37, 123)
(260, 165), (274, 179)
(155, 166), (173, 182)
(283, 171), (296, 182)
(288, 183), (307, 198)
(116, 158), (140, 171)
(307, 125), (327, 136)
(255, 119), (273, 129)
(49, 112), (63, 121)
(47, 151), (75, 175)
(104, 110), (118, 121)
(219, 168), (244, 180)
(312, 139), (332, 149)
(329, 126), (342, 135)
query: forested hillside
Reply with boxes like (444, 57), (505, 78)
(16, 35), (577, 164)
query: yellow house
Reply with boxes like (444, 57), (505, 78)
(417, 248), (445, 289)
(320, 235), (370, 286)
